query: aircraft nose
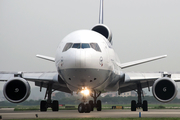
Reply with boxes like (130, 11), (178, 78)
(58, 49), (109, 89)
(60, 49), (94, 69)
(75, 50), (92, 68)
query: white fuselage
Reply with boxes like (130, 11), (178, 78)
(55, 30), (122, 92)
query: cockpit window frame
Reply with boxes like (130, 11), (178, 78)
(90, 43), (101, 52)
(82, 43), (90, 49)
(62, 42), (101, 52)
(72, 43), (81, 49)
(62, 43), (73, 52)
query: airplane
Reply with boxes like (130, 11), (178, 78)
(1, 0), (180, 113)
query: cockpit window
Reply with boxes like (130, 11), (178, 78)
(90, 43), (101, 52)
(62, 43), (73, 52)
(82, 43), (90, 49)
(62, 42), (101, 52)
(72, 43), (81, 49)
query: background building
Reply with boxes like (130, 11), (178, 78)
(101, 91), (138, 97)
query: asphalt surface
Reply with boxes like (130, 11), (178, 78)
(1, 109), (180, 119)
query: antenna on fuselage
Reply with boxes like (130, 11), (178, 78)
(99, 0), (104, 24)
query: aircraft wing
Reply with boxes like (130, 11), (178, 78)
(118, 55), (167, 69)
(0, 72), (16, 81)
(0, 71), (72, 93)
(118, 72), (180, 94)
(36, 54), (55, 62)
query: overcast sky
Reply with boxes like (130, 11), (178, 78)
(0, 0), (180, 90)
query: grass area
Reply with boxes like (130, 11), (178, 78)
(103, 104), (180, 107)
(14, 105), (78, 111)
(148, 104), (180, 108)
(103, 104), (180, 109)
(9, 118), (180, 120)
(14, 105), (39, 111)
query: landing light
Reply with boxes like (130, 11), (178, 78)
(81, 87), (90, 95)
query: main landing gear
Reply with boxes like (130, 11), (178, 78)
(131, 83), (148, 111)
(78, 90), (102, 113)
(40, 83), (59, 112)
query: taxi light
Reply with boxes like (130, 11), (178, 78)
(81, 87), (89, 95)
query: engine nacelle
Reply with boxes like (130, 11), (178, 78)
(152, 77), (177, 103)
(92, 24), (112, 43)
(3, 77), (31, 103)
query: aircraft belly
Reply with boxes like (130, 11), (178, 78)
(59, 68), (110, 91)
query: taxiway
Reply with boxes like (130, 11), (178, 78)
(1, 109), (180, 119)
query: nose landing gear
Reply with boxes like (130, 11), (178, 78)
(78, 90), (102, 113)
(78, 95), (91, 113)
(78, 103), (91, 113)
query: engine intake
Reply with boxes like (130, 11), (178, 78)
(152, 77), (177, 103)
(3, 77), (31, 103)
(92, 24), (112, 43)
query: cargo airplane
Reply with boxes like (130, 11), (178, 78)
(1, 0), (180, 113)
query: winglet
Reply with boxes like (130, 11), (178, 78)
(36, 54), (55, 62)
(99, 0), (104, 24)
(119, 55), (167, 69)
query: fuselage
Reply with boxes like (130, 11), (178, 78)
(55, 30), (122, 92)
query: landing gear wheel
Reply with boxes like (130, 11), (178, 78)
(97, 100), (102, 111)
(52, 100), (59, 111)
(89, 100), (94, 111)
(78, 103), (85, 113)
(143, 100), (148, 111)
(131, 100), (136, 111)
(85, 104), (91, 113)
(40, 101), (47, 112)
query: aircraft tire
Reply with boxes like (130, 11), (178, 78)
(40, 100), (47, 112)
(78, 103), (85, 113)
(85, 104), (91, 113)
(131, 100), (136, 111)
(97, 100), (102, 111)
(89, 100), (94, 111)
(52, 100), (59, 111)
(143, 100), (148, 111)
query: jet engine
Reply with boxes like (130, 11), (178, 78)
(152, 77), (177, 103)
(92, 24), (112, 43)
(3, 77), (31, 103)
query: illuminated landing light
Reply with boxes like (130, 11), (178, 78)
(81, 87), (90, 96)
